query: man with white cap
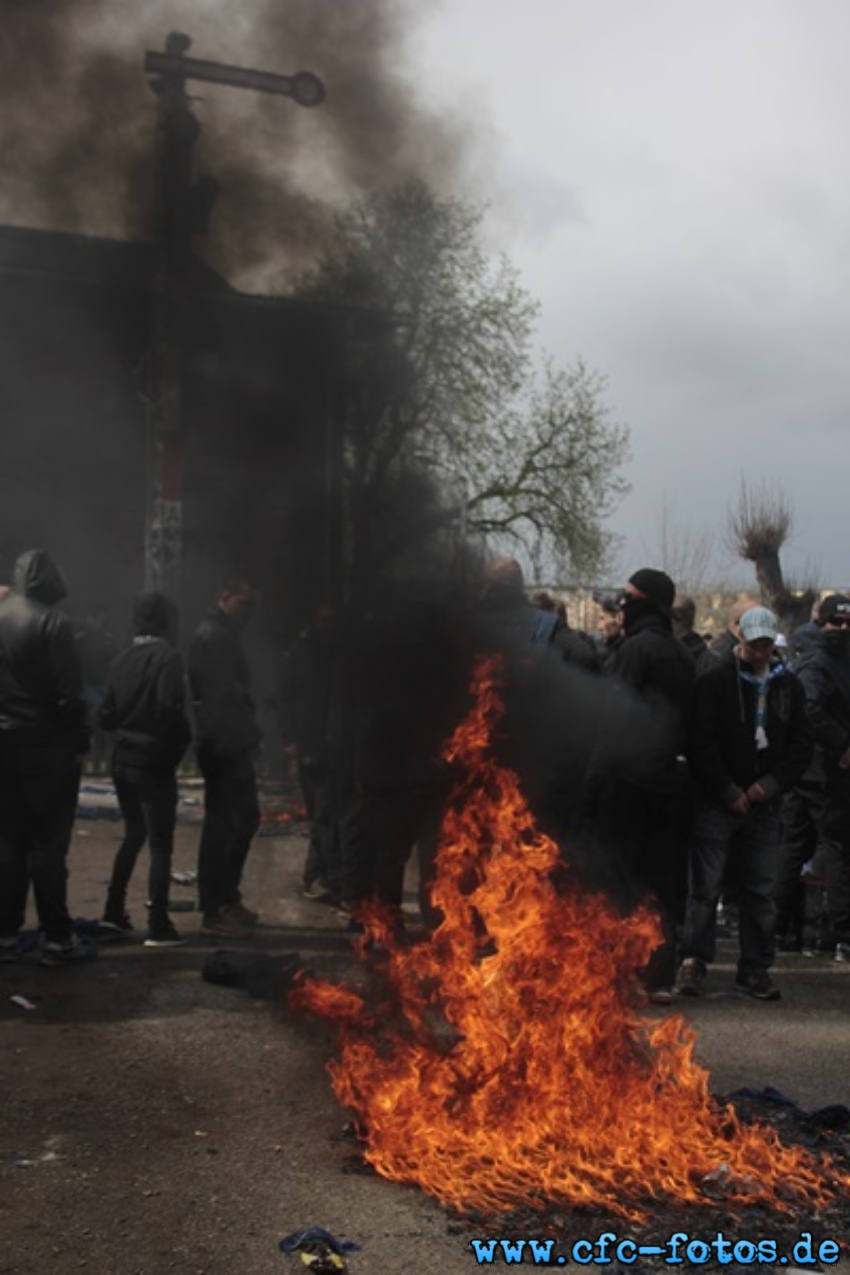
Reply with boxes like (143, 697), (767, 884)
(676, 605), (811, 1000)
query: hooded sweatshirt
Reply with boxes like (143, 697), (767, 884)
(0, 548), (89, 748)
(99, 593), (191, 771)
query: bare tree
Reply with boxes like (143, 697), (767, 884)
(293, 181), (629, 589)
(725, 478), (818, 626)
(642, 499), (720, 596)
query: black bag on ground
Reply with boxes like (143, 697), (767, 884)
(201, 949), (301, 999)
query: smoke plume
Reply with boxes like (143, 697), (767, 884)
(0, 0), (467, 288)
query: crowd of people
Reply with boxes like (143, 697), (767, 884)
(280, 559), (850, 1006)
(0, 543), (848, 1008)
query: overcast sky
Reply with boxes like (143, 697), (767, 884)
(404, 0), (850, 587)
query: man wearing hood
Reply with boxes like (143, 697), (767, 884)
(594, 568), (696, 1003)
(676, 606), (811, 1000)
(0, 548), (90, 964)
(776, 594), (850, 962)
(99, 593), (191, 947)
(188, 578), (262, 936)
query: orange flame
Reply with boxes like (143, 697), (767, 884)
(294, 655), (846, 1220)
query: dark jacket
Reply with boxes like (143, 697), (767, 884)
(0, 548), (89, 750)
(99, 596), (190, 772)
(678, 627), (716, 677)
(793, 627), (850, 784)
(709, 629), (738, 662)
(188, 609), (261, 757)
(595, 631), (625, 670)
(688, 653), (811, 806)
(278, 628), (339, 764)
(553, 622), (601, 673)
(605, 612), (696, 790)
(790, 619), (821, 665)
(479, 585), (600, 672)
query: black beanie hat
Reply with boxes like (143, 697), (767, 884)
(627, 568), (675, 617)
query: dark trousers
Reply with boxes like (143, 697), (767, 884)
(0, 736), (81, 943)
(682, 798), (782, 973)
(337, 785), (437, 915)
(107, 763), (178, 929)
(596, 779), (686, 991)
(775, 782), (830, 943)
(196, 747), (260, 918)
(298, 758), (337, 890)
(821, 770), (850, 944)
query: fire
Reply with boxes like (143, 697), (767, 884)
(292, 655), (845, 1220)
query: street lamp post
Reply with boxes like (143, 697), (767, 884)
(142, 32), (324, 598)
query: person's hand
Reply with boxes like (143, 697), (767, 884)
(838, 747), (850, 771)
(745, 781), (768, 804)
(728, 792), (750, 815)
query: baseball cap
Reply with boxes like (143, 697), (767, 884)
(818, 594), (850, 625)
(739, 606), (778, 643)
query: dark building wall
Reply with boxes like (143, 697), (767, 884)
(0, 226), (346, 651)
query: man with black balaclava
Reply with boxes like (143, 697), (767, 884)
(780, 594), (850, 962)
(594, 568), (696, 1004)
(189, 578), (262, 937)
(0, 548), (91, 965)
(99, 593), (191, 947)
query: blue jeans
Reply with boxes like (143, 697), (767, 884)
(682, 797), (782, 974)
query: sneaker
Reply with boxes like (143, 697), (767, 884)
(0, 935), (20, 963)
(229, 901), (259, 926)
(675, 957), (706, 997)
(39, 935), (98, 967)
(144, 924), (186, 948)
(735, 969), (781, 1001)
(200, 906), (251, 937)
(647, 987), (674, 1006)
(100, 910), (134, 934)
(301, 880), (334, 903)
(834, 942), (850, 963)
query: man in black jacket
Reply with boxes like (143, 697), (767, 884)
(99, 593), (191, 947)
(676, 606), (811, 1000)
(0, 548), (90, 964)
(777, 594), (850, 961)
(594, 568), (696, 1004)
(188, 578), (262, 936)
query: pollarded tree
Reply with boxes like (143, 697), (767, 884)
(293, 180), (629, 588)
(725, 477), (818, 627)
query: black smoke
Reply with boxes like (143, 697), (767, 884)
(0, 0), (467, 286)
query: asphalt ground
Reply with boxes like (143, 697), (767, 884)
(0, 802), (847, 1274)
